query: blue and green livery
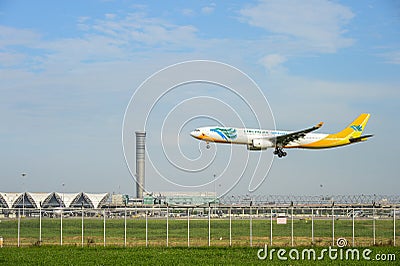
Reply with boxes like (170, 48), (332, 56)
(210, 127), (237, 141)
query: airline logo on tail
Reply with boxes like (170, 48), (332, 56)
(350, 125), (363, 132)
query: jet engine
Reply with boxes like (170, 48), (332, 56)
(247, 139), (274, 150)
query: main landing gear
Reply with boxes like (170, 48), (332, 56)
(274, 147), (287, 158)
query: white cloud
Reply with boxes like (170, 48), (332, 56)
(380, 50), (400, 64)
(0, 25), (41, 47)
(0, 51), (26, 66)
(182, 8), (195, 17)
(0, 12), (202, 72)
(202, 4), (216, 15)
(105, 13), (117, 19)
(239, 0), (355, 53)
(83, 12), (198, 47)
(260, 54), (287, 73)
(77, 16), (90, 23)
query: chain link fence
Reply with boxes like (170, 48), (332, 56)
(0, 206), (398, 247)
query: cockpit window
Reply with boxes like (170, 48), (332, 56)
(194, 129), (200, 132)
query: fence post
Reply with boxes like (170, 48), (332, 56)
(17, 209), (20, 247)
(250, 202), (252, 247)
(39, 202), (42, 243)
(145, 209), (148, 247)
(373, 205), (376, 246)
(270, 208), (273, 246)
(124, 205), (127, 247)
(229, 207), (232, 247)
(208, 204), (211, 247)
(394, 206), (396, 247)
(166, 205), (169, 247)
(60, 208), (63, 246)
(332, 205), (335, 246)
(81, 207), (84, 247)
(103, 209), (106, 247)
(311, 208), (314, 245)
(352, 208), (355, 246)
(291, 206), (294, 247)
(187, 208), (190, 247)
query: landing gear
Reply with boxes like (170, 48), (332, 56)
(206, 142), (210, 149)
(274, 147), (287, 158)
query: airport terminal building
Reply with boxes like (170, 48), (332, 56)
(0, 192), (109, 209)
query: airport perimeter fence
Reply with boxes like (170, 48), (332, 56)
(0, 206), (398, 248)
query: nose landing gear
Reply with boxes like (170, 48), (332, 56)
(206, 142), (210, 149)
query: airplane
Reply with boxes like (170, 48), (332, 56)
(190, 113), (373, 158)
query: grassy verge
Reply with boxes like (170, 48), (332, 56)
(0, 246), (398, 265)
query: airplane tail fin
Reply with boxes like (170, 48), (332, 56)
(334, 113), (372, 140)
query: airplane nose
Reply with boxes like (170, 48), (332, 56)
(190, 130), (201, 138)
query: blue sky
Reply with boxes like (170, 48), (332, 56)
(1, 1), (399, 196)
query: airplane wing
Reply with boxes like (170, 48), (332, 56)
(272, 122), (324, 147)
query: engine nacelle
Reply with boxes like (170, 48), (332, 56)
(247, 139), (274, 150)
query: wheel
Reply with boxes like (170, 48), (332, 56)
(282, 151), (287, 156)
(206, 144), (210, 149)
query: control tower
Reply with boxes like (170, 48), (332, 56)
(135, 131), (146, 199)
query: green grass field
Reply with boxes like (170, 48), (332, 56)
(0, 246), (398, 265)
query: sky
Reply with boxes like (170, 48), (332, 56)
(1, 0), (399, 197)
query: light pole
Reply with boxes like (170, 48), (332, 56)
(21, 173), (27, 216)
(62, 183), (65, 208)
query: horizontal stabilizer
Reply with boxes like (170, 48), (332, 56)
(349, 134), (374, 143)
